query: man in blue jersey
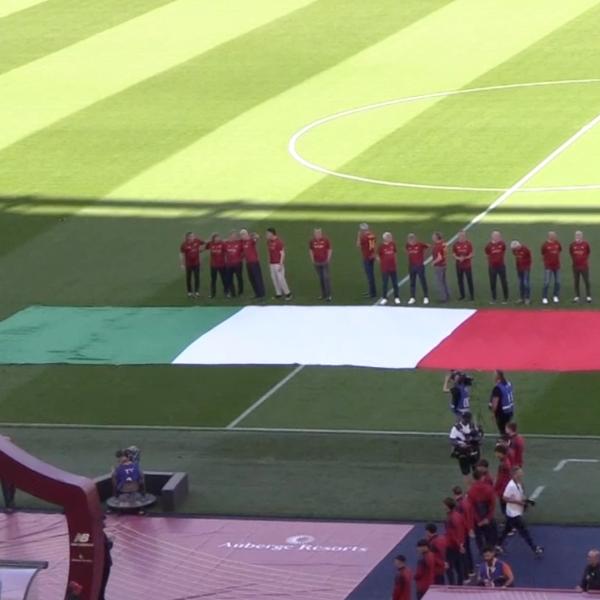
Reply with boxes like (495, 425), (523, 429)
(478, 546), (514, 587)
(489, 370), (514, 435)
(443, 371), (472, 417)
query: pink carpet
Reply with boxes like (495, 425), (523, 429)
(0, 512), (412, 600)
(418, 309), (600, 371)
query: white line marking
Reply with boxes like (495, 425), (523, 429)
(226, 365), (304, 429)
(289, 78), (600, 193)
(530, 486), (545, 500)
(553, 458), (599, 471)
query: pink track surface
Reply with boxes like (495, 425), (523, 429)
(424, 586), (589, 600)
(0, 512), (412, 600)
(418, 309), (600, 371)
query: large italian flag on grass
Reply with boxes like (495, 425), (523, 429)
(0, 306), (597, 371)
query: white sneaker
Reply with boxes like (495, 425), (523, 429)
(423, 297), (430, 305)
(408, 297), (416, 305)
(394, 298), (401, 305)
(380, 298), (388, 305)
(542, 298), (549, 305)
(553, 295), (559, 303)
(573, 296), (580, 303)
(587, 296), (593, 303)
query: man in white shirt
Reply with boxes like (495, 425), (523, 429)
(497, 467), (543, 556)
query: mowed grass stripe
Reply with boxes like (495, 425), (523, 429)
(0, 0), (176, 75)
(0, 0), (448, 201)
(106, 0), (599, 207)
(0, 0), (47, 19)
(0, 0), (314, 155)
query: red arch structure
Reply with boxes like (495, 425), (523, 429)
(0, 436), (105, 600)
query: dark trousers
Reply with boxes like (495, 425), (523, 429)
(225, 264), (243, 296)
(475, 520), (498, 551)
(409, 265), (428, 298)
(185, 265), (200, 294)
(363, 258), (377, 297)
(1, 479), (16, 508)
(517, 269), (530, 301)
(489, 265), (508, 301)
(382, 271), (399, 299)
(495, 411), (513, 435)
(498, 515), (536, 550)
(464, 535), (474, 575)
(456, 266), (474, 300)
(314, 263), (331, 298)
(574, 268), (591, 298)
(210, 266), (227, 297)
(99, 564), (111, 600)
(246, 262), (265, 298)
(434, 574), (445, 585)
(446, 546), (465, 585)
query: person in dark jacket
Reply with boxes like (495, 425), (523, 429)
(578, 549), (600, 592)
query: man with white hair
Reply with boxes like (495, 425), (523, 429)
(541, 231), (562, 304)
(377, 232), (401, 305)
(357, 223), (377, 298)
(570, 230), (592, 303)
(510, 240), (531, 304)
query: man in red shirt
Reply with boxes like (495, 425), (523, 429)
(494, 445), (513, 515)
(240, 229), (265, 299)
(452, 230), (475, 301)
(452, 487), (475, 580)
(541, 231), (562, 304)
(570, 230), (591, 303)
(406, 233), (430, 305)
(505, 422), (525, 467)
(377, 232), (401, 305)
(224, 230), (244, 298)
(392, 554), (412, 600)
(179, 232), (204, 298)
(485, 230), (509, 303)
(206, 233), (226, 299)
(443, 497), (466, 585)
(414, 539), (435, 600)
(425, 523), (447, 585)
(510, 240), (532, 304)
(432, 232), (450, 302)
(357, 223), (377, 299)
(468, 470), (498, 551)
(266, 227), (292, 300)
(309, 228), (333, 302)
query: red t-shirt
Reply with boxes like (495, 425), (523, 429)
(432, 241), (447, 267)
(570, 241), (590, 270)
(414, 551), (435, 594)
(453, 240), (473, 270)
(392, 567), (412, 600)
(206, 241), (225, 268)
(512, 245), (531, 271)
(508, 434), (525, 467)
(267, 237), (284, 264)
(541, 240), (562, 269)
(242, 238), (259, 263)
(378, 241), (397, 273)
(406, 241), (429, 267)
(428, 534), (447, 577)
(494, 456), (513, 498)
(309, 237), (331, 263)
(360, 232), (377, 260)
(468, 480), (496, 523)
(445, 509), (466, 549)
(224, 240), (243, 266)
(485, 241), (506, 267)
(180, 239), (203, 267)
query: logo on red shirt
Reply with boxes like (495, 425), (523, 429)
(360, 232), (377, 260)
(485, 241), (506, 267)
(541, 240), (562, 270)
(378, 241), (397, 273)
(310, 237), (331, 263)
(570, 241), (590, 271)
(267, 237), (284, 264)
(406, 241), (429, 266)
(180, 239), (203, 267)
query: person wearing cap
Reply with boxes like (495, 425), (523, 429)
(357, 223), (377, 298)
(510, 240), (532, 304)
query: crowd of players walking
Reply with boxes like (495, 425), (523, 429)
(179, 224), (593, 305)
(391, 369), (600, 599)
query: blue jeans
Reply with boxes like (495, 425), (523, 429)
(543, 268), (560, 298)
(363, 258), (377, 297)
(517, 269), (530, 301)
(382, 271), (399, 298)
(409, 265), (429, 298)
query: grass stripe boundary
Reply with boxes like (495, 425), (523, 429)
(2, 422), (600, 441)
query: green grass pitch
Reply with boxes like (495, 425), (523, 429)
(1, 0), (600, 524)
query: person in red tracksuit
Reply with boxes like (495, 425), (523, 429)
(443, 497), (466, 585)
(414, 539), (435, 600)
(392, 554), (412, 600)
(506, 422), (525, 467)
(425, 524), (447, 585)
(475, 459), (495, 487)
(468, 470), (498, 551)
(494, 445), (513, 515)
(453, 486), (475, 579)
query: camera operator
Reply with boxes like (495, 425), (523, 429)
(443, 371), (472, 417)
(497, 466), (543, 556)
(450, 412), (483, 484)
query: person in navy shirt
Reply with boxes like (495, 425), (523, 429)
(443, 371), (472, 417)
(489, 370), (514, 435)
